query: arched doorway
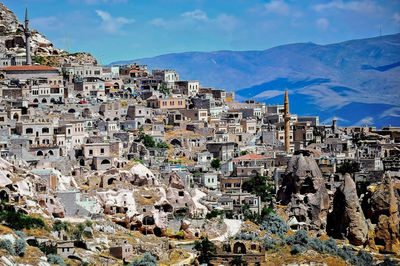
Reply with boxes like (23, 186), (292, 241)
(233, 242), (246, 254)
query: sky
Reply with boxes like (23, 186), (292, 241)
(5, 0), (400, 64)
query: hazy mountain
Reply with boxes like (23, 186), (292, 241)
(111, 34), (400, 127)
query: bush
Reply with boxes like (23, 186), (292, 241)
(84, 220), (93, 228)
(285, 229), (309, 247)
(290, 244), (306, 255)
(0, 239), (15, 255)
(14, 238), (26, 257)
(260, 214), (289, 237)
(323, 237), (339, 255)
(129, 252), (157, 266)
(336, 245), (355, 262)
(377, 257), (399, 266)
(264, 236), (277, 251)
(15, 231), (26, 239)
(236, 232), (258, 241)
(356, 250), (373, 266)
(72, 223), (86, 240)
(308, 237), (324, 253)
(47, 254), (66, 266)
(0, 211), (45, 230)
(53, 220), (70, 232)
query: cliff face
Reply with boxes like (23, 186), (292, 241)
(0, 3), (97, 66)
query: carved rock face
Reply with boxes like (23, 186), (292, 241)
(327, 174), (368, 245)
(362, 172), (400, 254)
(277, 154), (330, 233)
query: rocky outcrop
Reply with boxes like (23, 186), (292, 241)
(327, 174), (368, 245)
(277, 153), (330, 234)
(0, 3), (97, 65)
(362, 172), (400, 254)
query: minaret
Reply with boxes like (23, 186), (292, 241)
(24, 6), (31, 65)
(284, 88), (290, 153)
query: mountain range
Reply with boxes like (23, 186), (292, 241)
(111, 34), (400, 128)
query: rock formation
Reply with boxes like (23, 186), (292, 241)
(0, 3), (96, 65)
(277, 153), (330, 234)
(362, 172), (400, 254)
(327, 174), (368, 245)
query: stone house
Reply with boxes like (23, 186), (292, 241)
(57, 241), (75, 258)
(109, 243), (133, 260)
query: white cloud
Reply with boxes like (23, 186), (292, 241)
(380, 107), (400, 118)
(321, 116), (349, 124)
(355, 116), (374, 126)
(181, 9), (209, 22)
(151, 18), (167, 27)
(264, 0), (290, 15)
(31, 16), (63, 30)
(316, 18), (330, 30)
(313, 0), (379, 13)
(151, 10), (238, 32)
(95, 10), (135, 34)
(393, 12), (400, 24)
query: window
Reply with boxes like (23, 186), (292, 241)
(100, 148), (105, 154)
(89, 149), (93, 155)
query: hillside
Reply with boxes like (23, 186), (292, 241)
(112, 34), (400, 127)
(0, 3), (97, 66)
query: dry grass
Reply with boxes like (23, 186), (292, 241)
(0, 224), (14, 235)
(16, 246), (45, 265)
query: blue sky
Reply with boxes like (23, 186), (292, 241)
(5, 0), (400, 64)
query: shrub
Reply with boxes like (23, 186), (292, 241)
(356, 250), (373, 266)
(129, 252), (157, 266)
(264, 236), (277, 251)
(323, 237), (339, 255)
(14, 238), (27, 257)
(47, 254), (66, 266)
(0, 239), (15, 255)
(15, 231), (26, 239)
(0, 211), (45, 230)
(308, 237), (324, 253)
(377, 257), (399, 266)
(194, 237), (216, 264)
(260, 214), (289, 237)
(72, 223), (86, 240)
(53, 220), (70, 232)
(235, 232), (257, 241)
(290, 244), (306, 255)
(336, 245), (355, 262)
(84, 220), (93, 228)
(285, 229), (309, 247)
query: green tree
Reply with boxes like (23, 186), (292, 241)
(229, 256), (248, 266)
(242, 173), (275, 202)
(159, 84), (171, 95)
(240, 150), (249, 156)
(337, 160), (360, 176)
(194, 236), (216, 264)
(72, 223), (85, 240)
(129, 252), (157, 266)
(156, 142), (169, 149)
(210, 158), (221, 170)
(139, 134), (155, 148)
(52, 220), (70, 232)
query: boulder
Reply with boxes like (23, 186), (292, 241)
(83, 227), (94, 238)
